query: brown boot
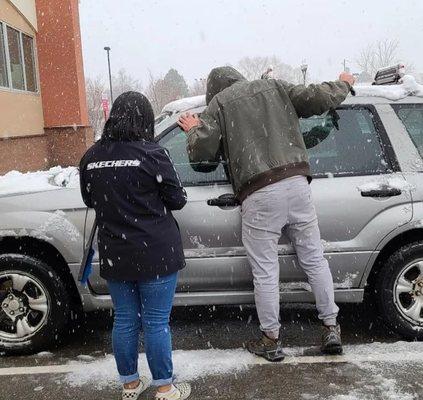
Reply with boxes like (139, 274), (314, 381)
(321, 324), (343, 355)
(247, 334), (285, 362)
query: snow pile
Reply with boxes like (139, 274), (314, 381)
(64, 348), (255, 389)
(357, 176), (415, 193)
(30, 210), (81, 242)
(0, 166), (79, 197)
(354, 75), (423, 100)
(280, 273), (359, 292)
(63, 341), (423, 389)
(161, 95), (206, 114)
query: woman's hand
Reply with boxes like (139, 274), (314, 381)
(178, 113), (201, 133)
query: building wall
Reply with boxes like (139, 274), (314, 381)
(36, 0), (89, 128)
(0, 0), (44, 138)
(9, 0), (37, 30)
(0, 0), (92, 174)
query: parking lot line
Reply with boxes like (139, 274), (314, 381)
(2, 348), (422, 377)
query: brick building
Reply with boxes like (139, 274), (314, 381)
(0, 0), (92, 174)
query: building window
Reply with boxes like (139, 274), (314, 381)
(0, 22), (38, 93)
(6, 26), (25, 90)
(22, 34), (37, 92)
(0, 26), (7, 87)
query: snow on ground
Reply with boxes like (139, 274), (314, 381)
(63, 341), (423, 390)
(354, 75), (423, 100)
(0, 166), (79, 197)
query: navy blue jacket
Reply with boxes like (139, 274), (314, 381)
(79, 139), (187, 281)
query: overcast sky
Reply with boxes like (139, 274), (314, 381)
(79, 0), (423, 86)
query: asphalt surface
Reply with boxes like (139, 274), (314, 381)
(1, 304), (422, 400)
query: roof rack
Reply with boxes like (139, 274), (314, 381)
(373, 64), (405, 85)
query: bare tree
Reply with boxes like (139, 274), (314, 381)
(237, 56), (272, 80)
(189, 78), (207, 96)
(145, 72), (167, 114)
(112, 68), (143, 99)
(86, 70), (143, 140)
(356, 39), (401, 78)
(237, 56), (303, 84)
(85, 76), (106, 140)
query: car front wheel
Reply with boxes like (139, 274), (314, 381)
(376, 242), (423, 340)
(0, 254), (71, 354)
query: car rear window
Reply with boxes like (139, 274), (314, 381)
(300, 107), (392, 177)
(391, 104), (423, 158)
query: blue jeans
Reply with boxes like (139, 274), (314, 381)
(107, 272), (178, 386)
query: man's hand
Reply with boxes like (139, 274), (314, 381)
(178, 113), (201, 133)
(339, 72), (355, 86)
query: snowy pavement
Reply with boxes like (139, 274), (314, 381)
(1, 304), (422, 399)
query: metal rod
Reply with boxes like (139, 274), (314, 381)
(104, 46), (113, 103)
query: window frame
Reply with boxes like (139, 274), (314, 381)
(307, 104), (400, 179)
(0, 20), (39, 94)
(155, 123), (230, 187)
(391, 103), (423, 160)
(155, 104), (400, 187)
(0, 22), (8, 88)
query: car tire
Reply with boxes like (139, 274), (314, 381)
(0, 254), (71, 354)
(375, 242), (423, 340)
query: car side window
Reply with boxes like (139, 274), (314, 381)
(300, 108), (391, 176)
(159, 126), (229, 186)
(392, 104), (423, 158)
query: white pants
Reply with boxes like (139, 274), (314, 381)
(241, 176), (339, 338)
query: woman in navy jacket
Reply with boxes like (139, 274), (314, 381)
(80, 92), (191, 400)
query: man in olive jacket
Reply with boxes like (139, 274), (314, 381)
(178, 66), (355, 361)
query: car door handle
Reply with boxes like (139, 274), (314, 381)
(361, 188), (402, 197)
(207, 194), (239, 207)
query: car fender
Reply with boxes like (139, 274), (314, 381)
(358, 206), (422, 288)
(0, 210), (83, 263)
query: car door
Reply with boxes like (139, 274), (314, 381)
(157, 125), (252, 292)
(278, 105), (413, 291)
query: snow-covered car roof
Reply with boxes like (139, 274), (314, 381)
(161, 95), (206, 114)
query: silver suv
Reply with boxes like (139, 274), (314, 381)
(1, 92), (423, 354)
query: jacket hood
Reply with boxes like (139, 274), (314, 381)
(206, 66), (246, 105)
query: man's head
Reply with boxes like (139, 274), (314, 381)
(206, 66), (246, 105)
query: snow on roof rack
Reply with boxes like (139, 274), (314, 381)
(373, 64), (405, 85)
(355, 75), (423, 100)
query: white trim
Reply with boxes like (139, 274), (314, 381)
(0, 22), (8, 89)
(0, 19), (39, 94)
(2, 21), (12, 91)
(18, 31), (27, 90)
(21, 31), (37, 92)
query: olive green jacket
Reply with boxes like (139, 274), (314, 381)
(187, 67), (350, 201)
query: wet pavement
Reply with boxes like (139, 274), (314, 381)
(1, 304), (422, 400)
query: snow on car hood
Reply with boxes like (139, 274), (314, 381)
(161, 95), (206, 114)
(354, 75), (423, 101)
(0, 166), (79, 197)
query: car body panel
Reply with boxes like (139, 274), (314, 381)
(1, 94), (423, 310)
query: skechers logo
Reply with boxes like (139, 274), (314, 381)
(87, 160), (141, 170)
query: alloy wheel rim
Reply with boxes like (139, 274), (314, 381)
(0, 271), (50, 342)
(393, 260), (423, 326)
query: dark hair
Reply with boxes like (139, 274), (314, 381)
(102, 91), (155, 142)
